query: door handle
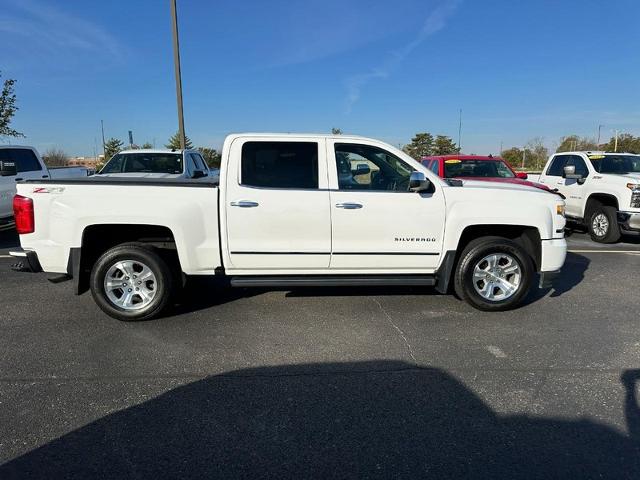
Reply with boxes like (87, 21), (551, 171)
(335, 202), (363, 209)
(230, 200), (259, 208)
(14, 177), (23, 182)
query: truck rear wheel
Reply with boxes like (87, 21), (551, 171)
(588, 205), (621, 243)
(90, 244), (173, 321)
(454, 237), (533, 311)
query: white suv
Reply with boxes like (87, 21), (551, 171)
(538, 151), (640, 242)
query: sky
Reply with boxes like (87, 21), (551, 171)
(1, 0), (639, 157)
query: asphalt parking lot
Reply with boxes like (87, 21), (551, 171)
(0, 228), (639, 478)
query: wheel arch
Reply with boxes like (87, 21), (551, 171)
(585, 193), (619, 219)
(73, 224), (179, 295)
(437, 224), (541, 293)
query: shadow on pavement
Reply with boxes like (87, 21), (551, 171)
(1, 361), (638, 479)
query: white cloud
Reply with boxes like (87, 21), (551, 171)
(344, 0), (460, 113)
(0, 0), (124, 70)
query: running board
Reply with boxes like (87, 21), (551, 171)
(230, 275), (436, 288)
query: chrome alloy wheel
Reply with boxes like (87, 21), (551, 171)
(104, 260), (157, 310)
(591, 213), (609, 237)
(472, 253), (522, 301)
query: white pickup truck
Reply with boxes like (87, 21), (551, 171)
(5, 133), (567, 321)
(537, 151), (640, 242)
(0, 146), (89, 230)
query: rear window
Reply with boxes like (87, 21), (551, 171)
(0, 148), (42, 173)
(241, 141), (318, 189)
(100, 153), (183, 174)
(444, 159), (515, 178)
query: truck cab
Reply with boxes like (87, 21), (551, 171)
(538, 151), (640, 242)
(97, 149), (210, 180)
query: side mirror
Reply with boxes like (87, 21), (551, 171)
(516, 172), (528, 180)
(354, 163), (370, 176)
(0, 160), (17, 177)
(409, 171), (431, 192)
(192, 170), (207, 179)
(563, 165), (584, 181)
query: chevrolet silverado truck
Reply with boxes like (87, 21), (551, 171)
(537, 151), (640, 242)
(4, 133), (567, 321)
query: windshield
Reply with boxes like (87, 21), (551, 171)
(589, 154), (640, 174)
(444, 159), (515, 178)
(100, 153), (183, 174)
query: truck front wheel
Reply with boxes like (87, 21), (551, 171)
(588, 205), (621, 243)
(90, 244), (173, 321)
(454, 237), (533, 311)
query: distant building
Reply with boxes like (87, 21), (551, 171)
(67, 155), (104, 168)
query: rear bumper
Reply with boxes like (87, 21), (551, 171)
(618, 211), (640, 232)
(9, 248), (42, 273)
(0, 215), (15, 231)
(540, 238), (567, 273)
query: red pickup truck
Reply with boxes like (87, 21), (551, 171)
(421, 155), (552, 191)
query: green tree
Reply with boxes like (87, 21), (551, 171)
(197, 147), (221, 168)
(331, 127), (343, 135)
(104, 137), (124, 161)
(403, 132), (434, 160)
(141, 142), (153, 149)
(0, 72), (24, 138)
(602, 133), (640, 153)
(432, 135), (458, 155)
(166, 132), (193, 149)
(556, 135), (598, 153)
(42, 148), (68, 167)
(501, 147), (523, 169)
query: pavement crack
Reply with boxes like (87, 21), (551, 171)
(373, 297), (417, 363)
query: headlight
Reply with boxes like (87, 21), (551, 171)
(556, 204), (565, 217)
(626, 183), (640, 191)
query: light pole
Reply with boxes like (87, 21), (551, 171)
(597, 124), (604, 146)
(170, 0), (186, 150)
(521, 147), (526, 170)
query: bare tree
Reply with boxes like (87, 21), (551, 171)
(42, 148), (68, 167)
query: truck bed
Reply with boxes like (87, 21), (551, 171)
(16, 178), (221, 274)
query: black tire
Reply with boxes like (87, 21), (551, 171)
(588, 204), (621, 243)
(454, 236), (534, 312)
(90, 243), (173, 321)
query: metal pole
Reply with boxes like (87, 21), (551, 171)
(170, 0), (186, 150)
(521, 148), (526, 170)
(100, 120), (106, 158)
(614, 129), (618, 152)
(597, 124), (603, 146)
(457, 108), (462, 153)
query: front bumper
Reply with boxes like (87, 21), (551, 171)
(9, 248), (42, 273)
(618, 211), (640, 232)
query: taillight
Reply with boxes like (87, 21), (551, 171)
(13, 195), (34, 234)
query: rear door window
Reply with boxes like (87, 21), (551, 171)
(241, 141), (319, 189)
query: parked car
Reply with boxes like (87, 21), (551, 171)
(537, 151), (640, 242)
(0, 146), (90, 231)
(7, 133), (567, 321)
(97, 149), (211, 181)
(422, 155), (553, 192)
